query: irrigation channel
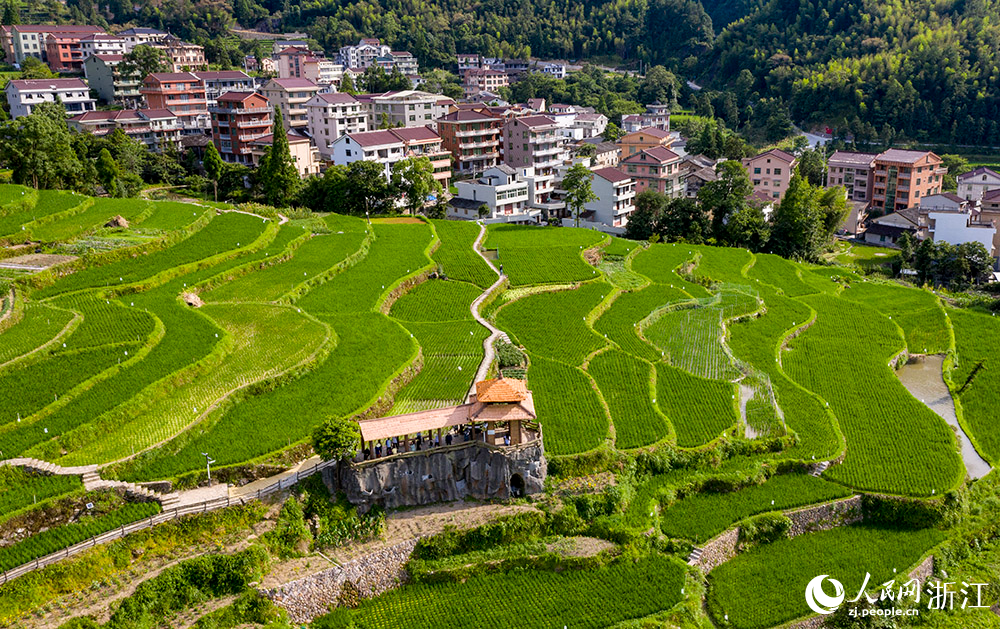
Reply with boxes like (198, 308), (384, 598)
(895, 354), (991, 479)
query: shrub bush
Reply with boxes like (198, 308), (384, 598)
(737, 512), (792, 547)
(494, 340), (525, 369)
(411, 511), (547, 560)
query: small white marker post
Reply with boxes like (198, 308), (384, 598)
(202, 452), (216, 482)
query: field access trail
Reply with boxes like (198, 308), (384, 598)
(467, 221), (506, 398)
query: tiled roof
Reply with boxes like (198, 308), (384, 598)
(145, 72), (199, 82)
(70, 109), (142, 122)
(216, 91), (264, 103)
(876, 149), (936, 164)
(91, 54), (123, 62)
(622, 146), (680, 164)
(957, 166), (1000, 181)
(13, 25), (102, 33)
(475, 378), (529, 403)
(267, 78), (320, 89)
(345, 129), (403, 147)
(828, 150), (878, 166)
(513, 115), (557, 128)
(193, 70), (251, 81)
(624, 126), (671, 139)
(253, 133), (310, 145)
(389, 126), (440, 143)
(982, 188), (1000, 202)
(592, 167), (631, 183)
(313, 92), (359, 105)
(469, 395), (536, 421)
(8, 78), (89, 90)
(751, 148), (796, 163)
(439, 110), (494, 122)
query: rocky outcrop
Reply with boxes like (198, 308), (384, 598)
(264, 538), (418, 623)
(333, 441), (545, 512)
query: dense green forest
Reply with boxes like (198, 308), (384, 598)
(14, 0), (1000, 146)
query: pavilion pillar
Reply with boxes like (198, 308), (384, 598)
(510, 420), (522, 445)
(403, 433), (410, 452)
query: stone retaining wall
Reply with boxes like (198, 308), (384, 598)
(908, 554), (934, 581)
(693, 496), (863, 574)
(263, 538), (418, 623)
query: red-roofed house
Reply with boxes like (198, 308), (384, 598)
(462, 68), (508, 99)
(261, 78), (321, 131)
(47, 32), (124, 72)
(617, 127), (674, 158)
(5, 78), (96, 118)
(140, 72), (209, 132)
(9, 25), (103, 65)
(210, 92), (272, 165)
(330, 126), (451, 187)
(957, 166), (1000, 202)
(872, 149), (944, 213)
(306, 92), (368, 160)
(437, 109), (501, 175)
(69, 109), (181, 150)
(251, 132), (321, 177)
(275, 47), (344, 87)
(743, 149), (798, 202)
(620, 147), (684, 197)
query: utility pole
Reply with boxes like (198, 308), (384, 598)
(202, 452), (216, 483)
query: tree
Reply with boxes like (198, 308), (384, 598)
(603, 121), (622, 142)
(562, 163), (598, 227)
(727, 203), (770, 251)
(0, 102), (88, 191)
(797, 148), (827, 187)
(940, 154), (970, 191)
(256, 108), (300, 206)
(2, 0), (19, 25)
(203, 140), (225, 201)
(340, 72), (357, 95)
(477, 203), (490, 219)
(391, 156), (442, 215)
(96, 148), (120, 196)
(912, 237), (937, 285)
(768, 174), (845, 261)
(698, 160), (752, 242)
(20, 57), (55, 79)
(896, 231), (916, 266)
(638, 66), (680, 106)
(624, 190), (665, 240)
(660, 197), (710, 243)
(119, 45), (167, 81)
(311, 417), (360, 461)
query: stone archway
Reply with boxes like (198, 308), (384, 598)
(509, 473), (525, 498)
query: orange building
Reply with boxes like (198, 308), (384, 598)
(619, 147), (684, 196)
(140, 72), (208, 132)
(210, 91), (272, 165)
(871, 149), (946, 213)
(617, 127), (674, 158)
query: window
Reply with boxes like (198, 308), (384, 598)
(774, 168), (782, 175)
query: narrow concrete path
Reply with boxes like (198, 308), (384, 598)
(467, 222), (509, 401)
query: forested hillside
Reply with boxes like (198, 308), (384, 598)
(25, 0), (1000, 146)
(702, 0), (1000, 145)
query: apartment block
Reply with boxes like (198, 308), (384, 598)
(621, 102), (671, 133)
(150, 35), (206, 72)
(276, 47), (344, 87)
(79, 34), (127, 59)
(5, 78), (96, 118)
(827, 151), (877, 203)
(355, 90), (454, 130)
(871, 149), (945, 213)
(457, 53), (481, 74)
(69, 109), (182, 151)
(261, 78), (321, 131)
(193, 70), (254, 107)
(118, 27), (169, 51)
(210, 91), (272, 165)
(84, 54), (141, 107)
(620, 147), (684, 197)
(584, 167), (636, 228)
(338, 38), (391, 69)
(957, 166), (1000, 202)
(376, 51), (418, 76)
(618, 127), (674, 158)
(462, 69), (508, 99)
(305, 92), (368, 160)
(743, 149), (797, 202)
(140, 72), (209, 132)
(501, 115), (568, 209)
(437, 110), (501, 176)
(9, 25), (102, 65)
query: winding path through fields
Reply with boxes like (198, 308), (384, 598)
(467, 222), (508, 401)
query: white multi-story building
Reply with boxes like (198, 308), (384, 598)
(193, 70), (255, 107)
(356, 90), (454, 129)
(538, 62), (567, 79)
(5, 78), (96, 118)
(261, 77), (322, 130)
(329, 127), (451, 187)
(584, 167), (636, 228)
(917, 193), (997, 255)
(306, 92), (369, 160)
(117, 27), (169, 51)
(957, 167), (1000, 202)
(338, 38), (391, 69)
(78, 34), (127, 58)
(448, 165), (539, 223)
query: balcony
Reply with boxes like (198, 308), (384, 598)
(455, 128), (498, 138)
(534, 145), (563, 157)
(234, 118), (271, 129)
(460, 140), (499, 150)
(238, 132), (270, 142)
(209, 106), (270, 115)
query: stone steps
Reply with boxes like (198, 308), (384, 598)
(687, 547), (703, 564)
(811, 461), (830, 477)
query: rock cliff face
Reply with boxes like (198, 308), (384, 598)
(332, 442), (546, 512)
